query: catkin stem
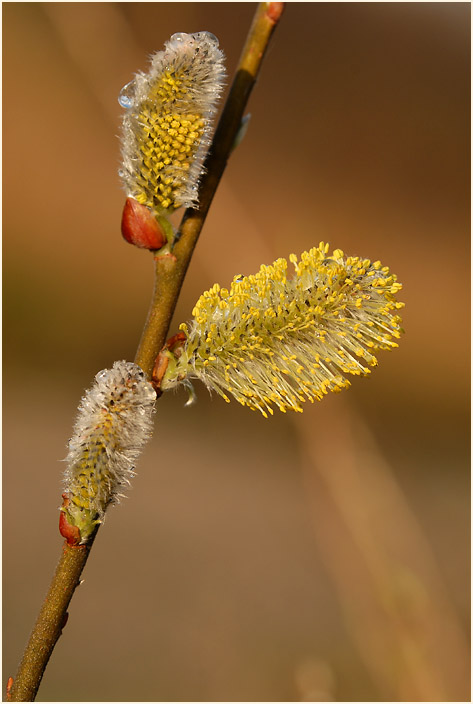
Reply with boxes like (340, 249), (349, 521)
(9, 4), (284, 700)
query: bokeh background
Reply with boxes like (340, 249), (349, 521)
(3, 3), (470, 701)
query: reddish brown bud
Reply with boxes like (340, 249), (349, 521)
(151, 331), (187, 394)
(59, 494), (81, 546)
(267, 2), (284, 22)
(166, 331), (187, 352)
(151, 353), (169, 396)
(121, 197), (167, 250)
(6, 677), (13, 700)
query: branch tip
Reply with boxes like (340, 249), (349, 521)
(266, 2), (284, 23)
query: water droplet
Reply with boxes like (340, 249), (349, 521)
(195, 31), (218, 45)
(170, 32), (189, 43)
(118, 79), (136, 109)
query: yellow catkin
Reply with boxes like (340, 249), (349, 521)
(161, 244), (404, 417)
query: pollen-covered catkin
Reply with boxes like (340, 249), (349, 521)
(62, 361), (156, 543)
(119, 31), (226, 215)
(161, 243), (404, 418)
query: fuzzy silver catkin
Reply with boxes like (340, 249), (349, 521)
(63, 361), (156, 541)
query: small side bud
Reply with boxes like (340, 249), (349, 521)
(6, 677), (14, 701)
(121, 197), (167, 250)
(152, 331), (187, 394)
(59, 494), (82, 546)
(267, 2), (285, 23)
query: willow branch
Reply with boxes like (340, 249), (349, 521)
(135, 1), (284, 375)
(8, 538), (97, 702)
(9, 4), (283, 701)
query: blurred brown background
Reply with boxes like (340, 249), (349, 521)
(3, 3), (470, 702)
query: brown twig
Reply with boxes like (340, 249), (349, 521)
(8, 542), (96, 702)
(8, 4), (283, 701)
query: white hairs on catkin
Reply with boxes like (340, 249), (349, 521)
(62, 362), (156, 542)
(119, 31), (226, 213)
